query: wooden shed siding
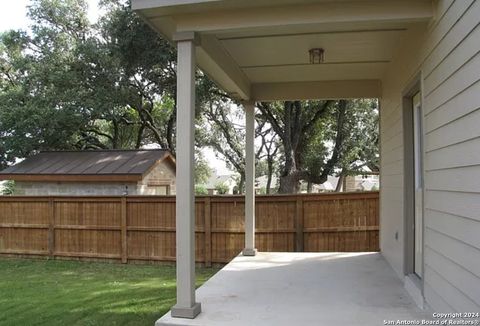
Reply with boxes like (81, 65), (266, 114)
(381, 0), (480, 311)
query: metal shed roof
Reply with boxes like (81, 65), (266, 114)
(0, 150), (174, 182)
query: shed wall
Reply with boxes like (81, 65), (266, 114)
(14, 181), (137, 196)
(13, 161), (176, 196)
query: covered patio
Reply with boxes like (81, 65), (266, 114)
(156, 252), (431, 326)
(130, 0), (444, 324)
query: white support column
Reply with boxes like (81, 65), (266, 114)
(171, 31), (201, 319)
(242, 101), (257, 256)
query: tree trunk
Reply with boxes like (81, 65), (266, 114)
(279, 173), (300, 194)
(135, 124), (145, 149)
(166, 109), (176, 153)
(279, 142), (299, 194)
(112, 119), (119, 149)
(266, 159), (274, 194)
(307, 181), (312, 193)
(258, 100), (332, 194)
(237, 172), (245, 194)
(335, 173), (345, 192)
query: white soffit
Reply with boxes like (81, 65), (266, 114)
(132, 0), (433, 100)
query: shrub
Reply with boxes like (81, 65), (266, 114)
(214, 182), (229, 195)
(195, 185), (208, 195)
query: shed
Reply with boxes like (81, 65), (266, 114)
(0, 150), (176, 196)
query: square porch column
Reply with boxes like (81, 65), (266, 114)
(242, 101), (257, 256)
(171, 31), (201, 319)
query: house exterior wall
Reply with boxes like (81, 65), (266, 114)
(380, 0), (480, 312)
(13, 161), (176, 196)
(344, 175), (379, 192)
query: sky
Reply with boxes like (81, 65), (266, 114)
(0, 0), (102, 32)
(0, 0), (232, 176)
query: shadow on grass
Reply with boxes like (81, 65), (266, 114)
(0, 258), (219, 326)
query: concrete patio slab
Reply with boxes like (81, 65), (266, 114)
(156, 252), (432, 326)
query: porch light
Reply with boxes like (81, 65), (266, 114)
(309, 48), (325, 64)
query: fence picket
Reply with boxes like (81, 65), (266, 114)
(0, 192), (379, 264)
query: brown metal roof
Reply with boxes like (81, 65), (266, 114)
(0, 150), (173, 182)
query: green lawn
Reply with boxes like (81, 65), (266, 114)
(0, 258), (219, 326)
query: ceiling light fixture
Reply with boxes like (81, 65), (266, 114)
(309, 48), (325, 64)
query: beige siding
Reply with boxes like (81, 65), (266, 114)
(423, 0), (480, 312)
(380, 23), (425, 279)
(15, 181), (137, 196)
(13, 161), (176, 196)
(381, 0), (480, 312)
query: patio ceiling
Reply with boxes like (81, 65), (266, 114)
(133, 0), (433, 101)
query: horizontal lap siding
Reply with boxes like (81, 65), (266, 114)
(423, 0), (480, 312)
(381, 0), (480, 311)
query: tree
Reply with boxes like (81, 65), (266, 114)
(255, 121), (280, 194)
(257, 100), (336, 193)
(331, 99), (379, 191)
(194, 151), (212, 185)
(214, 182), (229, 195)
(0, 0), (178, 169)
(257, 100), (379, 194)
(196, 77), (248, 191)
(1, 181), (16, 195)
(0, 2), (94, 168)
(92, 0), (178, 150)
(194, 185), (208, 195)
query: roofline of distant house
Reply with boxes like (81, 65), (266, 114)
(0, 174), (144, 182)
(40, 149), (170, 153)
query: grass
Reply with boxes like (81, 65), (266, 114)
(0, 258), (219, 326)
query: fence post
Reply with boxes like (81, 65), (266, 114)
(295, 197), (304, 252)
(204, 197), (212, 267)
(48, 198), (55, 258)
(121, 197), (128, 264)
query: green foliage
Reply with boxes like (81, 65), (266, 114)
(303, 99), (379, 177)
(257, 187), (267, 195)
(258, 99), (379, 193)
(195, 151), (212, 185)
(196, 78), (247, 190)
(1, 180), (16, 195)
(214, 182), (229, 195)
(0, 0), (177, 168)
(256, 160), (269, 178)
(195, 185), (209, 195)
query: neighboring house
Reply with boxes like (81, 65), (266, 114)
(202, 173), (237, 194)
(133, 0), (480, 320)
(308, 175), (340, 193)
(0, 150), (176, 196)
(255, 175), (278, 193)
(298, 174), (379, 193)
(343, 173), (380, 192)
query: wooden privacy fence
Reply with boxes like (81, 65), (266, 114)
(0, 192), (379, 265)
